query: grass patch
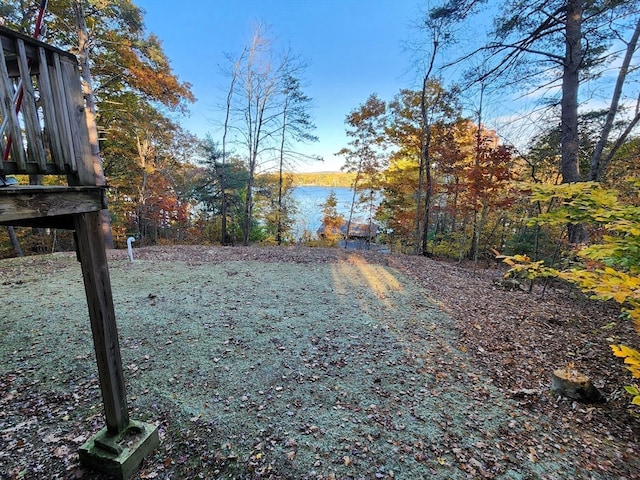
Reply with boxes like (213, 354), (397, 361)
(1, 249), (588, 478)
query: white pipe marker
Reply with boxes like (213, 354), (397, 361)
(127, 236), (135, 261)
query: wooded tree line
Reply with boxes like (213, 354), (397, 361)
(1, 0), (197, 252)
(406, 0), (640, 401)
(0, 0), (638, 265)
(322, 0), (640, 400)
(1, 0), (640, 401)
(0, 1), (318, 255)
(333, 0), (639, 263)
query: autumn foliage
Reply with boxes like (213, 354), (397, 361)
(501, 182), (640, 405)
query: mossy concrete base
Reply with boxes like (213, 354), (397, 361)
(79, 420), (159, 480)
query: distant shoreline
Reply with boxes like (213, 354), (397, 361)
(287, 171), (356, 188)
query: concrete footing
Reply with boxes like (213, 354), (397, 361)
(79, 420), (159, 479)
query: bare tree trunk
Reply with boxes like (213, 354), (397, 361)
(469, 82), (485, 262)
(277, 101), (289, 246)
(7, 226), (24, 257)
(561, 0), (587, 243)
(417, 19), (441, 257)
(241, 28), (272, 247)
(561, 0), (582, 184)
(451, 175), (459, 232)
(345, 169), (362, 250)
(472, 202), (489, 271)
(421, 149), (432, 256)
(222, 56), (243, 245)
(367, 188), (376, 249)
(420, 75), (434, 257)
(72, 0), (114, 248)
(589, 17), (640, 181)
(243, 164), (254, 246)
(414, 142), (425, 255)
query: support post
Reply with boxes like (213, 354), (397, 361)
(73, 211), (158, 479)
(74, 210), (128, 432)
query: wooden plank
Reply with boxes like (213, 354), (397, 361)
(38, 48), (65, 171)
(0, 185), (107, 223)
(0, 25), (77, 64)
(16, 39), (47, 171)
(73, 211), (130, 434)
(0, 100), (5, 172)
(0, 162), (66, 176)
(0, 138), (5, 172)
(0, 214), (75, 229)
(60, 57), (95, 186)
(0, 41), (26, 169)
(51, 54), (76, 173)
(0, 39), (7, 171)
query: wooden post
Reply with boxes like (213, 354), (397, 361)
(73, 210), (129, 433)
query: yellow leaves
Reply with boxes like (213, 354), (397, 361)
(529, 181), (617, 206)
(611, 345), (640, 405)
(499, 253), (531, 266)
(514, 181), (640, 407)
(616, 343), (640, 372)
(628, 309), (640, 332)
(607, 219), (640, 236)
(560, 268), (640, 305)
(528, 182), (640, 235)
(558, 267), (640, 303)
(611, 344), (639, 362)
(495, 252), (558, 280)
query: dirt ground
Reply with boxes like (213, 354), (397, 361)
(0, 245), (638, 479)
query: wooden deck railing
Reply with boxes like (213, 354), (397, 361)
(0, 25), (158, 478)
(0, 25), (95, 186)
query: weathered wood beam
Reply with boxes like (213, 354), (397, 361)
(60, 58), (94, 185)
(51, 53), (77, 174)
(38, 48), (66, 170)
(0, 186), (107, 224)
(0, 25), (77, 71)
(74, 211), (160, 479)
(73, 210), (129, 433)
(0, 162), (65, 176)
(0, 214), (75, 229)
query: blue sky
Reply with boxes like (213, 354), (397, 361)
(134, 0), (426, 172)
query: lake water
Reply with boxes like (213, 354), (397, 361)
(290, 185), (376, 240)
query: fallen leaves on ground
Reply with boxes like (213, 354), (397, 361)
(0, 245), (638, 479)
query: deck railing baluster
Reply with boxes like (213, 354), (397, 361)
(0, 39), (25, 169)
(1, 26), (91, 179)
(16, 39), (47, 172)
(38, 47), (65, 171)
(51, 52), (76, 174)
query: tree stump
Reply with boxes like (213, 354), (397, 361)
(551, 368), (605, 403)
(492, 276), (524, 291)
